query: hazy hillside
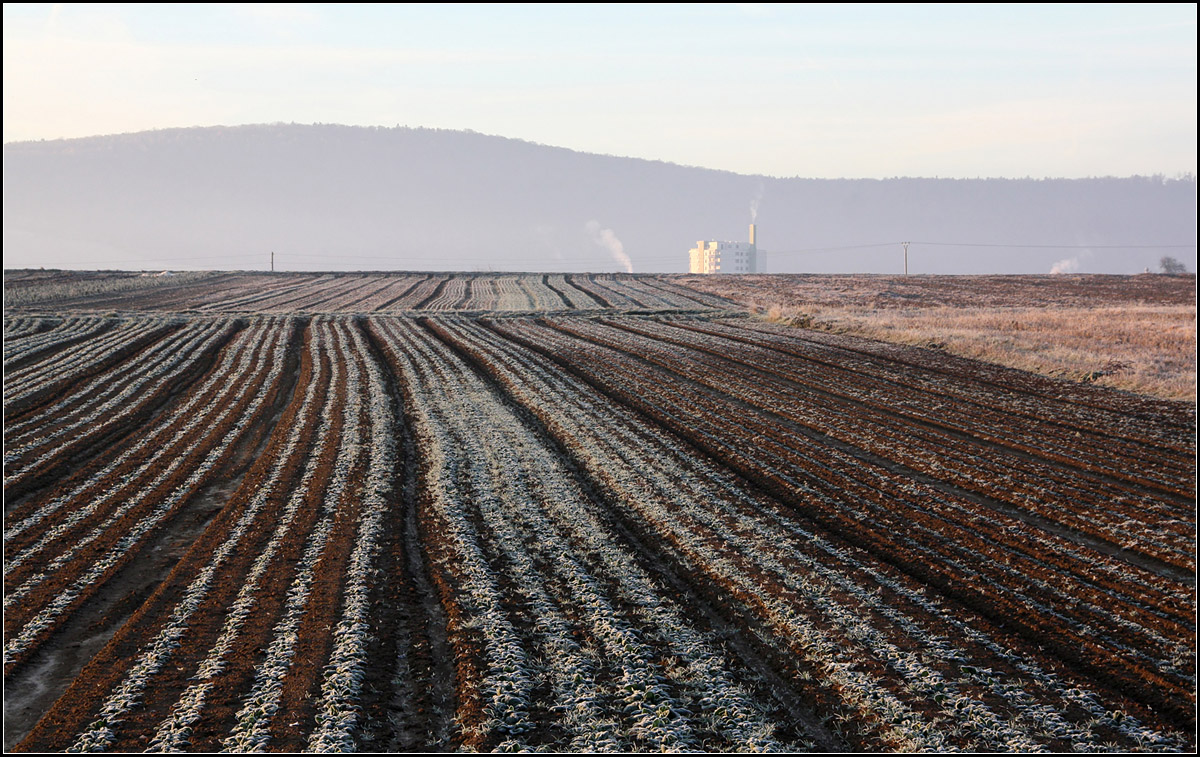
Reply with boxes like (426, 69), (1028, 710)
(3, 124), (1195, 273)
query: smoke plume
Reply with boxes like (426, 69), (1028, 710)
(1049, 248), (1093, 275)
(750, 181), (765, 223)
(585, 220), (632, 273)
(1049, 258), (1079, 274)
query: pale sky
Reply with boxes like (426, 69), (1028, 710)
(3, 3), (1196, 179)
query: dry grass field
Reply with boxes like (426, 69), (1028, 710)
(674, 273), (1197, 402)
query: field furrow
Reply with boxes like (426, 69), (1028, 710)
(488, 316), (1196, 733)
(3, 318), (294, 676)
(4, 271), (1194, 753)
(438, 315), (1193, 750)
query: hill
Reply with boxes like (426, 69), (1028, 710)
(3, 123), (1195, 273)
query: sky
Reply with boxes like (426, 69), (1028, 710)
(3, 3), (1197, 179)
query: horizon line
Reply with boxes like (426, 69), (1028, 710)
(4, 123), (1196, 183)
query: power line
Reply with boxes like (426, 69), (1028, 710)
(28, 254), (265, 267)
(911, 242), (1196, 249)
(763, 243), (903, 256)
(766, 241), (1195, 256)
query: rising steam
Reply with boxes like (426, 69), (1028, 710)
(1049, 258), (1079, 275)
(1049, 247), (1093, 275)
(750, 181), (764, 223)
(585, 220), (632, 273)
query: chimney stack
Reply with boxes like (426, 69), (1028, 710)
(749, 224), (756, 249)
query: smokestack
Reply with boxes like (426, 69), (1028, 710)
(749, 223), (756, 249)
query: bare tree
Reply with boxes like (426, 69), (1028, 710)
(1159, 256), (1188, 274)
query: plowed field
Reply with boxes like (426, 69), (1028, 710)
(3, 272), (1195, 752)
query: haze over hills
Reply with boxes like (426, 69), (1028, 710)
(3, 123), (1195, 274)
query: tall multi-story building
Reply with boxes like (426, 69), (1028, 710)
(689, 224), (758, 274)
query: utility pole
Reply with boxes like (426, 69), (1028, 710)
(271, 251), (274, 273)
(903, 241), (909, 276)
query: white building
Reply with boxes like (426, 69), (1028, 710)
(689, 224), (758, 274)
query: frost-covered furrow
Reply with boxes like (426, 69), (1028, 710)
(330, 276), (408, 312)
(372, 317), (535, 749)
(2, 316), (111, 371)
(290, 276), (381, 311)
(519, 276), (561, 311)
(3, 317), (288, 594)
(419, 321), (804, 751)
(676, 318), (1196, 493)
(65, 321), (331, 752)
(2, 319), (291, 659)
(193, 276), (322, 312)
(462, 316), (1192, 751)
(2, 317), (79, 361)
(560, 276), (628, 309)
(539, 275), (577, 310)
(2, 272), (219, 310)
(491, 277), (528, 310)
(3, 319), (290, 675)
(2, 316), (49, 342)
(379, 318), (589, 750)
(442, 319), (1010, 748)
(5, 299), (1192, 755)
(445, 318), (1030, 749)
(658, 315), (1195, 468)
(92, 274), (244, 312)
(546, 317), (1194, 649)
(604, 277), (699, 309)
(263, 276), (353, 312)
(4, 320), (236, 489)
(4, 318), (227, 448)
(4, 317), (175, 409)
(578, 276), (648, 309)
(173, 277), (301, 311)
(266, 276), (380, 312)
(354, 275), (427, 311)
(722, 317), (1196, 447)
(553, 275), (607, 309)
(645, 278), (737, 309)
(551, 319), (1196, 671)
(220, 319), (370, 753)
(468, 277), (498, 310)
(235, 275), (342, 312)
(396, 275), (447, 310)
(376, 317), (798, 751)
(599, 317), (1196, 573)
(4, 319), (268, 552)
(421, 276), (469, 311)
(305, 319), (398, 752)
(491, 317), (1196, 731)
(138, 319), (336, 753)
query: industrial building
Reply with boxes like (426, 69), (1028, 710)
(689, 224), (758, 274)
